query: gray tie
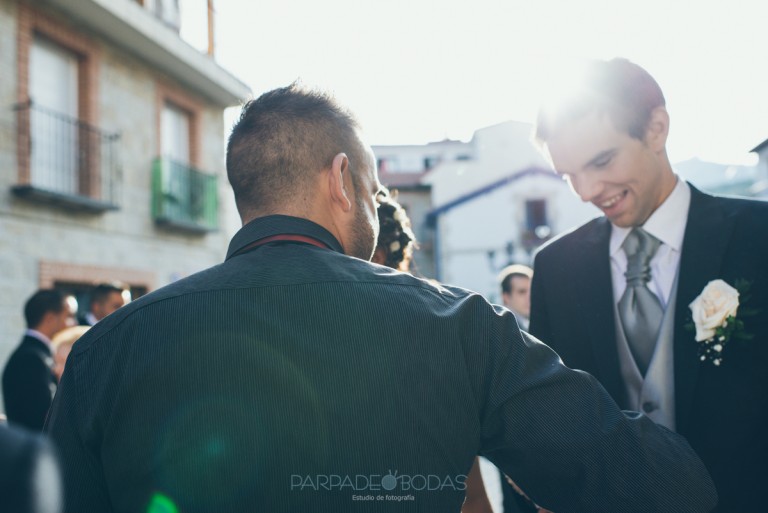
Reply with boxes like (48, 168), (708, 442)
(618, 228), (663, 376)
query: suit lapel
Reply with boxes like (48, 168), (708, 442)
(576, 219), (626, 404)
(674, 185), (733, 433)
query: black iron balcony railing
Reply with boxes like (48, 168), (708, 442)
(12, 101), (121, 211)
(152, 157), (218, 233)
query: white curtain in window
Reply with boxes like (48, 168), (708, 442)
(161, 102), (192, 218)
(161, 102), (190, 164)
(30, 37), (79, 194)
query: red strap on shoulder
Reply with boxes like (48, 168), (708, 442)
(232, 234), (332, 257)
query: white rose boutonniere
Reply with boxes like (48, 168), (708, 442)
(689, 280), (739, 342)
(687, 279), (755, 366)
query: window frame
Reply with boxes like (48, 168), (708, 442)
(16, 3), (100, 197)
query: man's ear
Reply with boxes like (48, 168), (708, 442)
(644, 106), (670, 152)
(328, 152), (352, 212)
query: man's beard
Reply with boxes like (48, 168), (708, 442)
(348, 195), (376, 261)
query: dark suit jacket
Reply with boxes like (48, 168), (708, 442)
(530, 185), (768, 512)
(46, 215), (716, 513)
(2, 335), (57, 431)
(76, 314), (94, 327)
(0, 423), (62, 513)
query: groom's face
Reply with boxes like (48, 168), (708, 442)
(544, 111), (670, 228)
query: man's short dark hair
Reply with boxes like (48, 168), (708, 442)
(90, 282), (126, 306)
(226, 83), (365, 219)
(498, 265), (533, 294)
(535, 58), (666, 145)
(24, 289), (65, 329)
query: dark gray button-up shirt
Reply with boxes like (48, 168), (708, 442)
(46, 215), (716, 513)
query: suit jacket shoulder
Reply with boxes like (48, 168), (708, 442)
(534, 215), (607, 264)
(2, 336), (56, 431)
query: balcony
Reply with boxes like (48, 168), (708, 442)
(152, 157), (218, 233)
(12, 102), (121, 212)
(139, 0), (181, 31)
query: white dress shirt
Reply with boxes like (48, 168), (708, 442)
(610, 178), (691, 308)
(25, 328), (53, 348)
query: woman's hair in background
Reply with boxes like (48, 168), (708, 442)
(374, 188), (417, 271)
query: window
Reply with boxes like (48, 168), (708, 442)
(14, 4), (119, 210)
(29, 36), (80, 195)
(54, 281), (146, 320)
(162, 101), (191, 164)
(424, 156), (439, 170)
(39, 261), (155, 301)
(143, 0), (181, 30)
(159, 101), (196, 219)
(522, 199), (551, 251)
(153, 86), (216, 232)
(525, 199), (548, 233)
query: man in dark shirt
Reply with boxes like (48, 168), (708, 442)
(46, 85), (716, 513)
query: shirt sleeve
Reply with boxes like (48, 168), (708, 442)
(45, 356), (113, 513)
(477, 309), (717, 513)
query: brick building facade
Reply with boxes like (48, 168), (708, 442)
(0, 0), (250, 412)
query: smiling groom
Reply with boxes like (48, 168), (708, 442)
(529, 58), (768, 512)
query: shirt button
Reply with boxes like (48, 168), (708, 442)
(642, 401), (657, 413)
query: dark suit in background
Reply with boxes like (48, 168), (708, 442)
(2, 334), (57, 431)
(531, 186), (768, 511)
(0, 423), (62, 513)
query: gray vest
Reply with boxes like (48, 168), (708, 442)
(613, 272), (679, 431)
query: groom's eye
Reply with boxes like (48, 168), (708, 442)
(591, 150), (615, 169)
(594, 157), (611, 168)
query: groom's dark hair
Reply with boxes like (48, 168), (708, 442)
(534, 58), (666, 145)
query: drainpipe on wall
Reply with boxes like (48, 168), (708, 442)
(207, 0), (215, 56)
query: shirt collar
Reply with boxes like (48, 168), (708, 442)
(610, 177), (691, 256)
(25, 329), (52, 347)
(226, 215), (345, 261)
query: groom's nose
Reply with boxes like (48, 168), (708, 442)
(569, 173), (603, 203)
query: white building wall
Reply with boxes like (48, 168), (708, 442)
(423, 121), (601, 299)
(437, 174), (597, 301)
(424, 121), (550, 206)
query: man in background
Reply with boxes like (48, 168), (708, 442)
(530, 57), (768, 511)
(3, 290), (73, 431)
(498, 265), (533, 330)
(77, 282), (129, 326)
